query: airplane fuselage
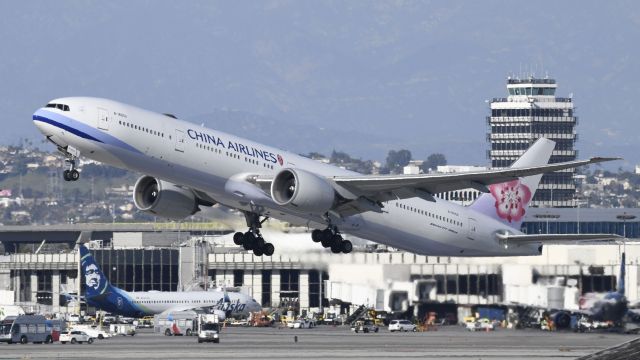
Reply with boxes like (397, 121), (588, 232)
(34, 97), (540, 256)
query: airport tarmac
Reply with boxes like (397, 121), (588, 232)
(0, 326), (636, 360)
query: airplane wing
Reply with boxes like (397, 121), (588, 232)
(253, 156), (618, 216)
(496, 233), (624, 244)
(330, 157), (617, 202)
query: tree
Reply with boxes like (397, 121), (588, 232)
(386, 150), (412, 174)
(421, 153), (447, 173)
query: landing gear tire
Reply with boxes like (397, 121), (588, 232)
(320, 229), (334, 248)
(331, 234), (342, 248)
(254, 236), (265, 249)
(263, 243), (275, 256)
(341, 240), (353, 254)
(242, 232), (255, 250)
(330, 243), (342, 254)
(233, 232), (244, 245)
(253, 247), (264, 256)
(69, 169), (80, 181)
(63, 170), (71, 181)
(311, 229), (322, 242)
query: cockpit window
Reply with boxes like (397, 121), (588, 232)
(46, 103), (70, 111)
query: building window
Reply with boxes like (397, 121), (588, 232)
(233, 270), (244, 287)
(280, 270), (300, 310)
(261, 270), (271, 307)
(309, 270), (322, 308)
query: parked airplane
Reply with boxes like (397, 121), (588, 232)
(79, 245), (261, 318)
(33, 98), (620, 257)
(579, 252), (628, 323)
(526, 252), (630, 330)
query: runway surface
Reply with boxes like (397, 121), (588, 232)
(0, 326), (637, 360)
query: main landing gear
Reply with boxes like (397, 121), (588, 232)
(62, 158), (80, 182)
(311, 227), (352, 254)
(233, 212), (274, 256)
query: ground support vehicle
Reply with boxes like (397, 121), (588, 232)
(351, 319), (379, 333)
(197, 314), (221, 343)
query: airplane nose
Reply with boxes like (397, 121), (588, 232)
(33, 110), (48, 134)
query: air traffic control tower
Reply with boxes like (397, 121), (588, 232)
(487, 76), (577, 207)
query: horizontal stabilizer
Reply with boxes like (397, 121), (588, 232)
(496, 233), (624, 244)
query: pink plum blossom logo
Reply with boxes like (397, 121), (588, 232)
(489, 180), (532, 223)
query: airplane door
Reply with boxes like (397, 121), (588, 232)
(98, 108), (109, 130)
(467, 218), (478, 240)
(174, 129), (185, 152)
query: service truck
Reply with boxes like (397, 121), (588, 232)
(197, 314), (221, 343)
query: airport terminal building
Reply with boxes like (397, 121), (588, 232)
(1, 209), (639, 321)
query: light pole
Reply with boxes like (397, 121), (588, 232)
(616, 212), (635, 287)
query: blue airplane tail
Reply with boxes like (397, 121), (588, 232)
(619, 252), (626, 296)
(80, 245), (114, 299)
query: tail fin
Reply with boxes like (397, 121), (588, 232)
(618, 252), (626, 296)
(470, 138), (555, 229)
(79, 245), (113, 299)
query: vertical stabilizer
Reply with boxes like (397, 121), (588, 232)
(618, 252), (626, 296)
(79, 245), (114, 299)
(470, 138), (555, 229)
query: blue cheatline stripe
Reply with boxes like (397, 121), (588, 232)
(33, 109), (143, 154)
(33, 115), (103, 143)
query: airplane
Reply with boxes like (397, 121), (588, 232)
(522, 252), (631, 330)
(79, 245), (261, 319)
(33, 97), (621, 257)
(578, 252), (628, 324)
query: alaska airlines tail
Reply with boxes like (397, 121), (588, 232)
(79, 245), (141, 316)
(80, 245), (116, 300)
(470, 138), (555, 229)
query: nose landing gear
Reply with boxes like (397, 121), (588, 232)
(63, 161), (80, 182)
(60, 146), (81, 182)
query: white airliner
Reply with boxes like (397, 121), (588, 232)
(33, 97), (619, 257)
(79, 245), (261, 318)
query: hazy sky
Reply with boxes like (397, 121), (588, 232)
(1, 1), (639, 167)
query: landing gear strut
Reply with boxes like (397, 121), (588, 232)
(233, 212), (274, 256)
(311, 227), (352, 254)
(60, 145), (81, 182)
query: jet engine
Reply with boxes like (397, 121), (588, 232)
(270, 168), (336, 214)
(133, 176), (200, 220)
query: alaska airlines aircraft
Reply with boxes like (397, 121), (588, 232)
(34, 98), (619, 257)
(79, 245), (261, 318)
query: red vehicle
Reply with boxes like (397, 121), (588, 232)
(46, 319), (66, 342)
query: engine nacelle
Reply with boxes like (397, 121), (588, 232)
(133, 176), (200, 220)
(271, 168), (336, 214)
